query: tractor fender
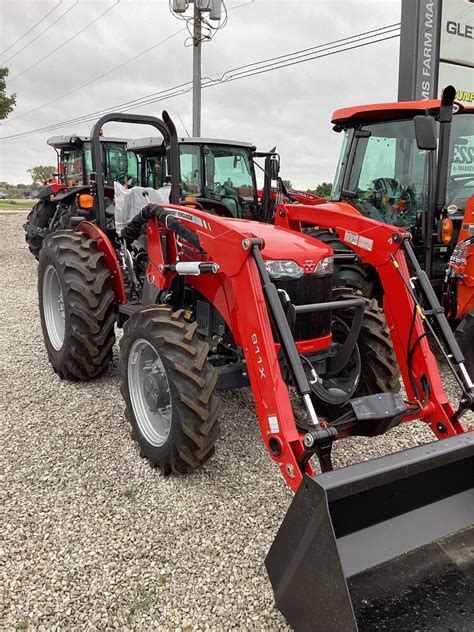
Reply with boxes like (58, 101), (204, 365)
(53, 185), (90, 204)
(32, 182), (67, 201)
(75, 220), (126, 304)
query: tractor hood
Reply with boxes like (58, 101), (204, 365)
(224, 218), (333, 271)
(299, 200), (363, 217)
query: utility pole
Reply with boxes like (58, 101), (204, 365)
(171, 0), (223, 138)
(192, 3), (202, 137)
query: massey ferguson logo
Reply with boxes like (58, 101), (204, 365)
(303, 259), (315, 273)
(251, 333), (266, 379)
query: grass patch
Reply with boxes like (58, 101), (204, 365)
(127, 586), (155, 623)
(122, 487), (135, 499)
(0, 199), (35, 209)
(17, 617), (29, 630)
(158, 573), (167, 585)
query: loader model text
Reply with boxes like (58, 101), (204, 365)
(251, 333), (266, 379)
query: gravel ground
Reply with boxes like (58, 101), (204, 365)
(1, 213), (472, 631)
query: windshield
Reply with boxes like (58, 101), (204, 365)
(62, 148), (84, 186)
(82, 141), (138, 187)
(332, 112), (474, 228)
(137, 155), (168, 188)
(203, 144), (256, 218)
(105, 142), (138, 186)
(180, 144), (202, 196)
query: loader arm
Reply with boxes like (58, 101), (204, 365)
(145, 205), (319, 491)
(276, 203), (473, 434)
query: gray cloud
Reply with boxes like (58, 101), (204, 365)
(0, 0), (400, 187)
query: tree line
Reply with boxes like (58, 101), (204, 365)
(282, 180), (333, 198)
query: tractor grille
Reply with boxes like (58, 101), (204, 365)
(274, 274), (332, 341)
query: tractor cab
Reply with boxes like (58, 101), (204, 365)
(330, 100), (474, 283)
(126, 136), (259, 219)
(47, 134), (139, 188)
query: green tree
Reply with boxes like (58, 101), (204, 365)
(282, 179), (293, 189)
(307, 182), (333, 198)
(0, 68), (16, 120)
(28, 165), (56, 183)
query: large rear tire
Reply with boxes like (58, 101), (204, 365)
(24, 200), (56, 260)
(38, 230), (116, 380)
(311, 288), (400, 420)
(120, 306), (221, 474)
(305, 228), (376, 296)
(455, 310), (474, 379)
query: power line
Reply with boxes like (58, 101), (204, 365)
(213, 31), (400, 86)
(0, 25), (400, 142)
(1, 26), (400, 141)
(9, 1), (120, 82)
(71, 24), (400, 122)
(204, 23), (401, 84)
(100, 27), (401, 117)
(8, 0), (252, 122)
(121, 28), (401, 111)
(2, 1), (78, 65)
(8, 27), (188, 122)
(0, 1), (63, 57)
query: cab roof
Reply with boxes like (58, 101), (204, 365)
(126, 136), (255, 155)
(331, 99), (473, 128)
(47, 135), (130, 148)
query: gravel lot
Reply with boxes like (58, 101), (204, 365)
(1, 213), (472, 631)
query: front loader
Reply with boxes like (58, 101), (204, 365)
(296, 85), (474, 378)
(35, 112), (473, 630)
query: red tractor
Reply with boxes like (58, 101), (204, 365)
(24, 133), (138, 258)
(297, 86), (474, 376)
(35, 111), (473, 630)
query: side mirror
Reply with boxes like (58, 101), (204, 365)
(414, 115), (437, 151)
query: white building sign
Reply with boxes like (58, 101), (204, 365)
(399, 0), (474, 104)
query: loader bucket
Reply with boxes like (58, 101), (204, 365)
(265, 434), (474, 631)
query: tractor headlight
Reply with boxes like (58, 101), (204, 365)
(264, 260), (304, 280)
(313, 256), (333, 277)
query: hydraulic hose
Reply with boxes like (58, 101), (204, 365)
(121, 204), (201, 250)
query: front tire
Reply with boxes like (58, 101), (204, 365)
(38, 230), (116, 380)
(120, 306), (221, 474)
(24, 200), (56, 260)
(311, 288), (401, 420)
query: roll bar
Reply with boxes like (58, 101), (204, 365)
(90, 111), (180, 230)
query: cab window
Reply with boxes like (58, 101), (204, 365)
(203, 145), (256, 218)
(346, 120), (428, 227)
(62, 149), (84, 186)
(180, 145), (202, 196)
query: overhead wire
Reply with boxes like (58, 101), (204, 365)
(2, 1), (79, 65)
(0, 0), (63, 57)
(6, 0), (252, 121)
(8, 0), (120, 82)
(0, 24), (401, 142)
(203, 30), (400, 86)
(8, 27), (188, 122)
(202, 21), (400, 84)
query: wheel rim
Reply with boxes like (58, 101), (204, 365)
(128, 339), (172, 447)
(42, 264), (66, 351)
(311, 318), (361, 404)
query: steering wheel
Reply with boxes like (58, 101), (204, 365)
(371, 177), (406, 201)
(117, 173), (136, 187)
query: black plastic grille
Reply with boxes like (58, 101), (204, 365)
(274, 274), (332, 341)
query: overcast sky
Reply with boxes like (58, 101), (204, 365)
(0, 0), (401, 187)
